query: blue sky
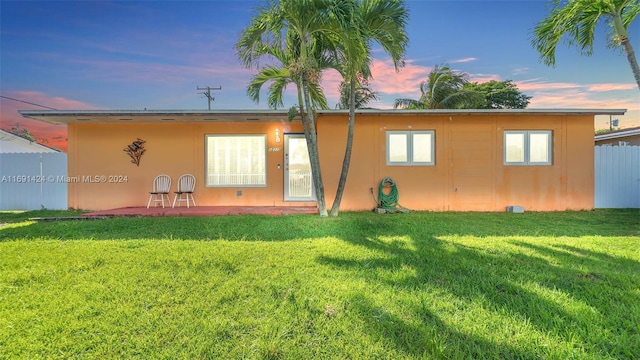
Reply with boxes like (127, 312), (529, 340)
(1, 0), (639, 150)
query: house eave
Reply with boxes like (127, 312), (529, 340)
(319, 108), (628, 116)
(19, 108), (627, 125)
(18, 109), (294, 125)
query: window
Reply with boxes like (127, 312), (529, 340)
(206, 135), (266, 186)
(504, 130), (552, 165)
(387, 131), (434, 165)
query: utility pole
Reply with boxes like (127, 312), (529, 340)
(608, 115), (619, 131)
(197, 86), (221, 110)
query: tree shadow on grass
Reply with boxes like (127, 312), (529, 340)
(346, 292), (535, 359)
(0, 209), (638, 242)
(317, 228), (640, 358)
(2, 210), (638, 357)
(506, 240), (640, 353)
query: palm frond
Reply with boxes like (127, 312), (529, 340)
(267, 77), (290, 109)
(621, 1), (640, 28)
(393, 98), (424, 109)
(307, 80), (329, 110)
(247, 65), (291, 106)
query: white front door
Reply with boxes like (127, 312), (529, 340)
(284, 134), (315, 201)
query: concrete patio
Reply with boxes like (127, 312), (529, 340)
(82, 206), (318, 217)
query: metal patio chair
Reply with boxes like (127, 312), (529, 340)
(147, 174), (172, 208)
(172, 174), (196, 208)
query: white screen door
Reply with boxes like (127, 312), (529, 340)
(284, 134), (315, 201)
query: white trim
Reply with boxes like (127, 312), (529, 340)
(504, 130), (553, 166)
(0, 129), (59, 153)
(205, 134), (267, 187)
(595, 127), (640, 141)
(19, 108), (627, 125)
(386, 130), (435, 166)
(284, 134), (315, 201)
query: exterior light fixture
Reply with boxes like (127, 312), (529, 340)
(275, 128), (281, 143)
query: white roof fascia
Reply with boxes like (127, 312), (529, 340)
(318, 109), (627, 116)
(0, 129), (59, 153)
(19, 108), (627, 125)
(595, 127), (640, 141)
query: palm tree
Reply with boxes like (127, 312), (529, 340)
(245, 34), (331, 111)
(394, 65), (481, 109)
(237, 0), (343, 217)
(532, 0), (640, 90)
(336, 80), (379, 110)
(329, 0), (409, 216)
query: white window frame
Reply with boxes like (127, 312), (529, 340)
(205, 135), (267, 187)
(504, 130), (552, 166)
(386, 130), (435, 166)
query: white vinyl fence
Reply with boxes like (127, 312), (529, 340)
(595, 145), (640, 208)
(0, 152), (67, 210)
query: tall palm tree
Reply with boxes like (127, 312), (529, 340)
(532, 0), (640, 90)
(393, 65), (481, 109)
(329, 0), (409, 216)
(237, 0), (343, 217)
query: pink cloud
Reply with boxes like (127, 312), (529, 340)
(527, 89), (639, 110)
(514, 79), (582, 91)
(514, 78), (639, 113)
(316, 58), (432, 107)
(528, 91), (602, 108)
(468, 73), (502, 83)
(525, 89), (639, 129)
(449, 57), (478, 63)
(320, 69), (343, 107)
(512, 67), (529, 75)
(0, 91), (100, 152)
(369, 59), (431, 94)
(587, 83), (637, 92)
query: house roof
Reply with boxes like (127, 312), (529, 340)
(19, 108), (627, 125)
(594, 126), (640, 141)
(0, 129), (60, 153)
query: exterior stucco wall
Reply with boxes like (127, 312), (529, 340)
(67, 121), (310, 210)
(67, 113), (595, 211)
(317, 113), (594, 211)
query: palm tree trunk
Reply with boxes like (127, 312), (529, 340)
(330, 81), (356, 216)
(620, 35), (640, 91)
(301, 73), (328, 217)
(612, 13), (640, 90)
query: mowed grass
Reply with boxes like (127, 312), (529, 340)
(1, 209), (638, 359)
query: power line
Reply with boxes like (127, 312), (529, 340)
(0, 95), (58, 110)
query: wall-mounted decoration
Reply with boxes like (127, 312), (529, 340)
(123, 138), (146, 166)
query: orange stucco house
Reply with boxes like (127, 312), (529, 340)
(20, 108), (625, 212)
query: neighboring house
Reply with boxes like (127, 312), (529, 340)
(19, 108), (625, 212)
(0, 129), (67, 210)
(594, 126), (640, 146)
(0, 129), (59, 153)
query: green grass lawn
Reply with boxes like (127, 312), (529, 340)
(1, 209), (639, 359)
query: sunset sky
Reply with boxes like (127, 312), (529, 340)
(1, 0), (639, 152)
